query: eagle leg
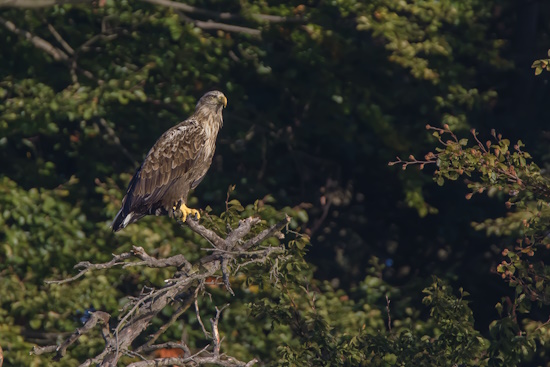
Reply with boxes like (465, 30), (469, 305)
(174, 203), (200, 222)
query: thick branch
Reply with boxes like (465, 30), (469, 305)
(186, 217), (226, 249)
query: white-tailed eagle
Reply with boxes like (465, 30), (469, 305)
(111, 91), (227, 231)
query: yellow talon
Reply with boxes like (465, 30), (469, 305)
(177, 203), (200, 222)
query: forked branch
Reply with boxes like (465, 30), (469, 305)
(33, 214), (289, 366)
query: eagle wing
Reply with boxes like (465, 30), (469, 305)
(129, 119), (207, 207)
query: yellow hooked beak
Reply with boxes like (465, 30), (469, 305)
(220, 95), (227, 108)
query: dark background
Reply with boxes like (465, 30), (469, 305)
(1, 0), (550, 365)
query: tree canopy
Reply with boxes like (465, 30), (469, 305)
(1, 0), (550, 366)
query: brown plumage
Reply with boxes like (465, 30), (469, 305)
(111, 91), (227, 232)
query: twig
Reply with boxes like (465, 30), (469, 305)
(46, 246), (191, 284)
(124, 246), (191, 271)
(194, 298), (210, 338)
(178, 13), (261, 38)
(471, 128), (488, 153)
(135, 297), (194, 352)
(385, 295), (392, 332)
(45, 252), (134, 284)
(31, 311), (111, 361)
(78, 33), (118, 53)
(309, 195), (332, 236)
(221, 257), (235, 296)
(234, 246), (285, 273)
(0, 16), (69, 61)
(533, 315), (550, 334)
(115, 286), (158, 335)
(46, 23), (74, 55)
(29, 345), (57, 355)
(98, 118), (137, 165)
(210, 304), (229, 356)
(242, 216), (289, 251)
(0, 16), (97, 81)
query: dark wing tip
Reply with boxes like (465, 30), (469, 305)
(111, 209), (125, 232)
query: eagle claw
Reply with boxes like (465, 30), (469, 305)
(175, 203), (200, 222)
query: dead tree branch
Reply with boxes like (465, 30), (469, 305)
(140, 0), (304, 24)
(35, 214), (289, 366)
(0, 16), (69, 61)
(46, 22), (74, 55)
(0, 16), (97, 81)
(31, 311), (111, 361)
(184, 17), (261, 37)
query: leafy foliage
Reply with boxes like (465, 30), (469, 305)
(1, 0), (550, 366)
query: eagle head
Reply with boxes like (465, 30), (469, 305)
(197, 91), (227, 110)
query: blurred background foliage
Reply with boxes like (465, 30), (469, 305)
(1, 0), (550, 365)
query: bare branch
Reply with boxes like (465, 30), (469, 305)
(210, 304), (229, 357)
(45, 252), (134, 284)
(46, 23), (74, 55)
(30, 345), (57, 356)
(0, 16), (98, 82)
(46, 246), (191, 284)
(195, 298), (210, 338)
(0, 16), (69, 61)
(226, 217), (262, 245)
(31, 311), (111, 361)
(187, 18), (261, 37)
(140, 0), (303, 24)
(77, 33), (118, 53)
(175, 11), (261, 37)
(242, 216), (289, 251)
(234, 246), (285, 273)
(186, 217), (226, 249)
(125, 246), (191, 271)
(135, 297), (194, 352)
